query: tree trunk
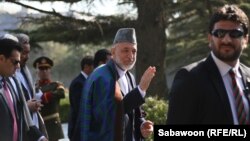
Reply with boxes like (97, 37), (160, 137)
(135, 0), (167, 98)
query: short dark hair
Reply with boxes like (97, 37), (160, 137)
(81, 56), (94, 70)
(209, 4), (249, 35)
(0, 39), (22, 58)
(94, 49), (111, 68)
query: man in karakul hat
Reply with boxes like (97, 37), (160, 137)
(33, 56), (66, 141)
(79, 28), (156, 141)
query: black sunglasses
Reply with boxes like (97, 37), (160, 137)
(211, 29), (244, 38)
(10, 59), (20, 65)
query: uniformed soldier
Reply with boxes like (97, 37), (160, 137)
(33, 56), (65, 141)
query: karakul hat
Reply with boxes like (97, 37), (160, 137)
(113, 28), (137, 44)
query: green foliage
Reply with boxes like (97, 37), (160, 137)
(165, 0), (250, 76)
(13, 0), (250, 99)
(59, 94), (168, 141)
(142, 96), (167, 141)
(29, 41), (110, 87)
(142, 96), (167, 125)
(59, 91), (70, 123)
(59, 95), (168, 124)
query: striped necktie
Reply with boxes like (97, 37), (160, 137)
(228, 69), (249, 124)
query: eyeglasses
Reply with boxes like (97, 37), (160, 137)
(211, 29), (244, 38)
(10, 59), (20, 65)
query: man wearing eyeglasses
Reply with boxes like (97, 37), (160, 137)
(33, 56), (65, 141)
(0, 38), (22, 141)
(1, 34), (49, 141)
(167, 4), (250, 125)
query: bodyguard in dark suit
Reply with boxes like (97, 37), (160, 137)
(0, 38), (23, 141)
(0, 36), (46, 141)
(167, 4), (250, 124)
(1, 34), (48, 141)
(8, 76), (47, 141)
(80, 28), (156, 141)
(68, 56), (94, 141)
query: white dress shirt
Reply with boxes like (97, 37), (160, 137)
(211, 52), (249, 124)
(81, 71), (88, 79)
(115, 65), (145, 97)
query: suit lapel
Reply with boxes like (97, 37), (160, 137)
(1, 79), (18, 121)
(0, 84), (3, 97)
(6, 79), (20, 120)
(205, 55), (233, 120)
(116, 71), (135, 96)
(239, 65), (250, 102)
(126, 72), (135, 90)
(22, 66), (35, 98)
(0, 84), (10, 110)
(80, 73), (86, 81)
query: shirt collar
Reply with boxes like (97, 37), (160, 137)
(115, 64), (127, 78)
(211, 52), (241, 78)
(81, 71), (88, 79)
(16, 68), (21, 73)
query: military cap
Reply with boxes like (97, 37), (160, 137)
(33, 56), (53, 69)
(113, 28), (137, 44)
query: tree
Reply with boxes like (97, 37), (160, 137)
(135, 0), (167, 97)
(165, 0), (250, 88)
(8, 0), (168, 97)
(7, 0), (250, 98)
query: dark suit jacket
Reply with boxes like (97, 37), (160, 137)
(0, 75), (43, 141)
(16, 66), (48, 138)
(80, 59), (145, 141)
(167, 55), (250, 124)
(68, 73), (86, 141)
(8, 77), (44, 141)
(0, 79), (19, 141)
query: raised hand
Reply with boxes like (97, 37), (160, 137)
(139, 66), (156, 92)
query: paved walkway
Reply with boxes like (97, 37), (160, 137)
(58, 123), (69, 141)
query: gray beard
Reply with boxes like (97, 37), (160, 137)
(114, 58), (136, 71)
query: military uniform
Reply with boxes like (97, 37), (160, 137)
(33, 56), (65, 141)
